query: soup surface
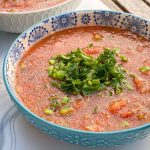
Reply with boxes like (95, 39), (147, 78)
(0, 0), (66, 12)
(15, 26), (150, 132)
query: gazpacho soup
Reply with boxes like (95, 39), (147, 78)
(0, 0), (67, 12)
(15, 26), (150, 132)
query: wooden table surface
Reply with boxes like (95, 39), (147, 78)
(100, 0), (150, 20)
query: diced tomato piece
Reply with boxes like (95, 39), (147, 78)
(133, 77), (143, 91)
(109, 99), (127, 113)
(120, 111), (134, 118)
(133, 77), (150, 94)
(73, 99), (84, 110)
(84, 48), (99, 55)
(136, 47), (144, 52)
(143, 59), (150, 66)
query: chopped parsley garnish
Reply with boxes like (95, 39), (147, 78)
(48, 48), (128, 96)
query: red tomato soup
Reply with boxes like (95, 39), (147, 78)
(0, 0), (67, 12)
(15, 26), (150, 132)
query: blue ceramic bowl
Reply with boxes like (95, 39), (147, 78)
(3, 10), (150, 147)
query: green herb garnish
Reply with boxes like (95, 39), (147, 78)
(62, 96), (70, 104)
(121, 121), (130, 127)
(44, 109), (53, 115)
(93, 106), (99, 114)
(48, 95), (58, 100)
(59, 106), (73, 115)
(139, 66), (150, 73)
(50, 100), (61, 111)
(49, 59), (56, 65)
(120, 55), (128, 62)
(48, 48), (128, 95)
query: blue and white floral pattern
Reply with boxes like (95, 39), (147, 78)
(28, 26), (48, 46)
(43, 18), (50, 24)
(81, 14), (91, 25)
(4, 11), (150, 147)
(51, 13), (77, 31)
(21, 33), (27, 39)
(121, 15), (148, 36)
(94, 11), (121, 26)
(10, 40), (25, 65)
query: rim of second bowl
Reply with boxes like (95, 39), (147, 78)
(0, 0), (75, 15)
(3, 9), (150, 135)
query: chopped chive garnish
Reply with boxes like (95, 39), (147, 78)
(48, 96), (58, 100)
(139, 66), (150, 73)
(60, 107), (73, 115)
(120, 55), (128, 62)
(48, 47), (128, 95)
(130, 74), (136, 78)
(126, 83), (133, 90)
(50, 100), (61, 110)
(49, 59), (56, 65)
(62, 96), (70, 104)
(52, 70), (65, 79)
(121, 121), (130, 127)
(113, 47), (120, 55)
(44, 109), (53, 115)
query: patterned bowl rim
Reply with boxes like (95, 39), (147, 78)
(0, 0), (73, 15)
(3, 10), (150, 135)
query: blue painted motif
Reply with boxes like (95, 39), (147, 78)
(81, 14), (91, 25)
(121, 15), (148, 36)
(21, 33), (27, 39)
(51, 13), (77, 31)
(28, 26), (48, 46)
(10, 40), (25, 65)
(94, 11), (121, 26)
(43, 19), (50, 24)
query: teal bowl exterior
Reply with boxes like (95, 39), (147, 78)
(3, 10), (150, 147)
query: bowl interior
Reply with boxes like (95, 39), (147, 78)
(4, 10), (150, 109)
